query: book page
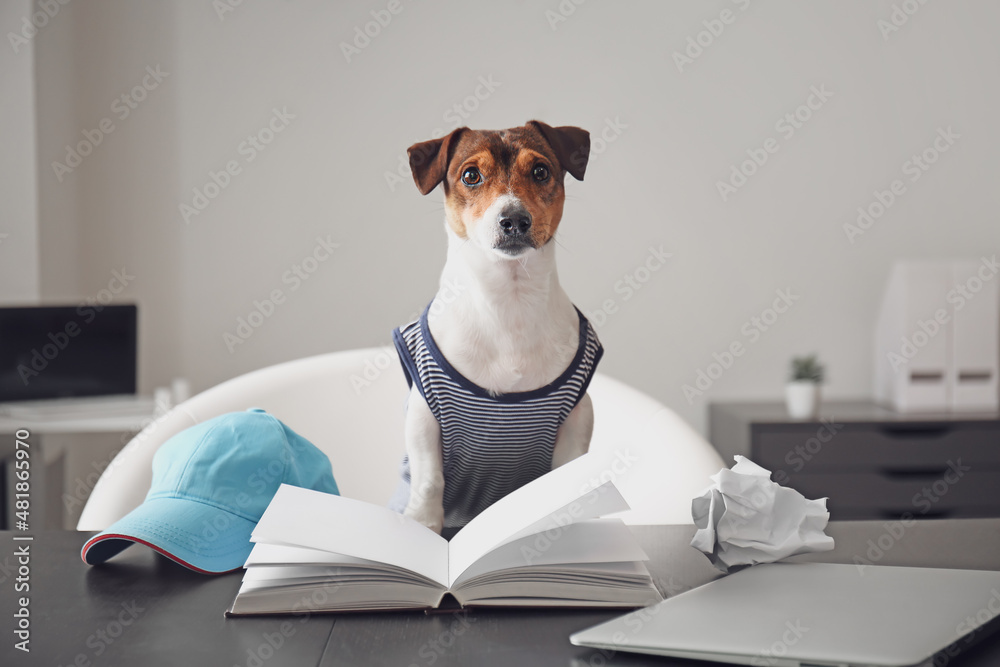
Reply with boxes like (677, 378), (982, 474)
(497, 481), (628, 546)
(447, 453), (631, 585)
(245, 543), (374, 567)
(252, 484), (449, 586)
(244, 543), (442, 587)
(452, 519), (648, 587)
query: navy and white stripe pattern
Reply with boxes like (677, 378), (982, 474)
(389, 302), (603, 528)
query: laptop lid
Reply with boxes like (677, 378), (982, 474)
(571, 562), (1000, 667)
(0, 305), (138, 402)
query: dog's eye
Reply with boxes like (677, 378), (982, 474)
(532, 164), (550, 182)
(461, 167), (482, 186)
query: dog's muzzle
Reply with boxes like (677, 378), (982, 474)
(495, 204), (535, 255)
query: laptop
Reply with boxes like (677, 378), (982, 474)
(0, 304), (137, 405)
(571, 562), (1000, 667)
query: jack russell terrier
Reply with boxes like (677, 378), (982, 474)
(388, 121), (602, 534)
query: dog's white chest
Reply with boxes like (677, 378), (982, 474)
(428, 314), (579, 395)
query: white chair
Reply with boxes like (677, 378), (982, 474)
(78, 347), (724, 530)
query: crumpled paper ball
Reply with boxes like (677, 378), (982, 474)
(690, 456), (835, 573)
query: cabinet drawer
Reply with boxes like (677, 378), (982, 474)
(755, 423), (1000, 475)
(782, 470), (1000, 520)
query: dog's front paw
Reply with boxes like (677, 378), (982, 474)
(404, 503), (444, 534)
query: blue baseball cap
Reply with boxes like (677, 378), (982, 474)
(81, 408), (339, 573)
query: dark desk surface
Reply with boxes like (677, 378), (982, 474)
(3, 520), (999, 666)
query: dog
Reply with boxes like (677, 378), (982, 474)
(388, 121), (602, 534)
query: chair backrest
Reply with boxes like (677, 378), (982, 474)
(78, 347), (723, 530)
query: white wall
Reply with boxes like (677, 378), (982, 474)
(0, 0), (39, 303)
(31, 0), (1000, 435)
(34, 1), (182, 391)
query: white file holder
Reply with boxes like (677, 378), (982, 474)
(875, 259), (999, 412)
(950, 259), (999, 410)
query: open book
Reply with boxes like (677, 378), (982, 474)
(226, 454), (664, 614)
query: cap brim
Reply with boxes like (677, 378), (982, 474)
(81, 495), (257, 574)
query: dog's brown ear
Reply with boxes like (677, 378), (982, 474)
(407, 128), (466, 195)
(527, 120), (590, 181)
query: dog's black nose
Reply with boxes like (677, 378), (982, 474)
(498, 206), (532, 236)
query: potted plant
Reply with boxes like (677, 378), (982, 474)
(786, 355), (824, 419)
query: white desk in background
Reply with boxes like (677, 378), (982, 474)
(0, 395), (157, 529)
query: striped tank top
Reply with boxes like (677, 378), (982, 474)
(388, 302), (603, 528)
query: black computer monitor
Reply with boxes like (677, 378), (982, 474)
(0, 304), (137, 402)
